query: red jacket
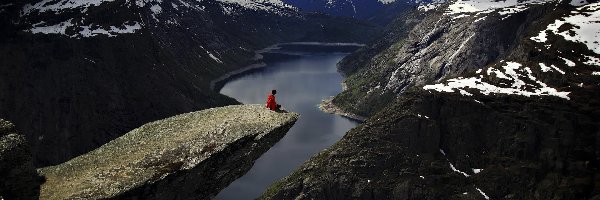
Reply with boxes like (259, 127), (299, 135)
(266, 94), (277, 111)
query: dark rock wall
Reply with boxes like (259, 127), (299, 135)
(0, 32), (238, 167)
(261, 91), (600, 199)
(0, 119), (41, 200)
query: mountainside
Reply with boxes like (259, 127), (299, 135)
(0, 0), (380, 166)
(262, 90), (599, 199)
(262, 0), (600, 199)
(333, 0), (599, 116)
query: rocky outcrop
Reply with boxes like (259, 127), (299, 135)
(0, 119), (41, 200)
(38, 105), (298, 200)
(260, 90), (600, 199)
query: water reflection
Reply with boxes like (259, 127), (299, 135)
(215, 45), (359, 200)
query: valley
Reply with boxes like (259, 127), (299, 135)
(215, 43), (361, 199)
(1, 0), (599, 199)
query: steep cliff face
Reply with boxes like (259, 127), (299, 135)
(0, 0), (378, 166)
(262, 0), (600, 199)
(262, 90), (599, 199)
(39, 105), (298, 200)
(0, 119), (41, 200)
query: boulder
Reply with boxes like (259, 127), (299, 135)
(0, 119), (41, 200)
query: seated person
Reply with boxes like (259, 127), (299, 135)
(266, 89), (282, 111)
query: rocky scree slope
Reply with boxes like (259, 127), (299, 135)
(0, 0), (378, 166)
(39, 105), (298, 200)
(261, 0), (600, 199)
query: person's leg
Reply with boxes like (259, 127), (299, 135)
(275, 105), (288, 113)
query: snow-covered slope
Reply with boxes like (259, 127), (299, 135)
(332, 0), (599, 116)
(18, 0), (299, 38)
(216, 0), (296, 14)
(530, 2), (600, 54)
(422, 2), (599, 100)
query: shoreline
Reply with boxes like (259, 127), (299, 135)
(210, 62), (267, 92)
(210, 42), (364, 92)
(319, 96), (365, 122)
(211, 42), (367, 122)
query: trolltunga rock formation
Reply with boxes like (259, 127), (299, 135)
(38, 105), (298, 200)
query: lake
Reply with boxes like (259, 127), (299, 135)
(215, 43), (361, 200)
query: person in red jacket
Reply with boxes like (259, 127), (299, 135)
(266, 89), (281, 111)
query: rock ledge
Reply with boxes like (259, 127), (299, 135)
(39, 105), (298, 200)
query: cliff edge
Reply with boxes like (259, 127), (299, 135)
(38, 105), (299, 200)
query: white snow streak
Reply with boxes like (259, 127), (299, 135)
(449, 162), (470, 177)
(424, 62), (570, 100)
(476, 187), (490, 199)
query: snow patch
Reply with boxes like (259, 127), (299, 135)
(22, 0), (117, 15)
(531, 3), (600, 54)
(570, 0), (588, 6)
(28, 19), (74, 35)
(424, 62), (570, 100)
(201, 46), (223, 63)
(460, 89), (473, 96)
(550, 64), (566, 74)
(27, 19), (143, 38)
(78, 21), (142, 38)
(560, 57), (576, 67)
(378, 0), (398, 4)
(476, 187), (490, 200)
(539, 63), (552, 72)
(418, 3), (441, 12)
(215, 0), (295, 15)
(150, 4), (162, 14)
(445, 0), (547, 17)
(449, 162), (470, 177)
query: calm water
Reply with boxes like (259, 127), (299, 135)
(215, 44), (360, 199)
